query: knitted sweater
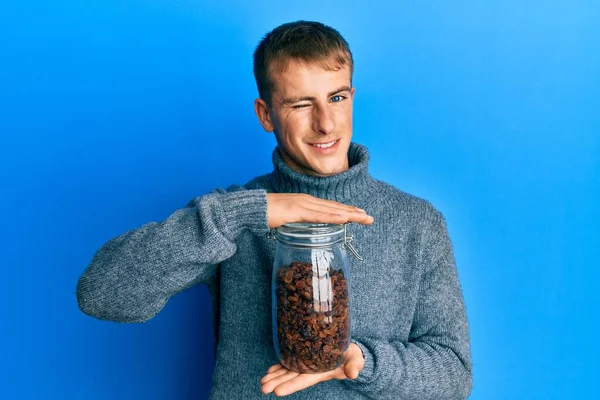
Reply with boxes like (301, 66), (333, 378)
(76, 142), (472, 399)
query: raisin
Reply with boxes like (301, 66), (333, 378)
(275, 261), (350, 373)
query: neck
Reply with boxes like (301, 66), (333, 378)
(277, 148), (350, 177)
(270, 142), (377, 204)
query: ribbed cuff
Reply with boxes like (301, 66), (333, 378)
(351, 339), (376, 384)
(219, 189), (269, 239)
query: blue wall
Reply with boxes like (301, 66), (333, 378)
(1, 1), (598, 398)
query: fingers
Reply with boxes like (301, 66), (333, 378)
(278, 193), (368, 216)
(260, 366), (289, 384)
(266, 193), (375, 228)
(267, 364), (284, 374)
(303, 196), (374, 225)
(305, 197), (365, 214)
(300, 206), (374, 225)
(267, 371), (331, 397)
(260, 370), (300, 395)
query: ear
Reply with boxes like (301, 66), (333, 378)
(350, 86), (356, 99)
(254, 98), (275, 132)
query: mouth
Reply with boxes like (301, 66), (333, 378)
(308, 139), (341, 154)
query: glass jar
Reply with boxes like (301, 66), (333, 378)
(270, 223), (363, 373)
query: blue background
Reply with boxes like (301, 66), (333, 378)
(1, 1), (598, 398)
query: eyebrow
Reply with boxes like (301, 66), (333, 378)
(281, 86), (352, 105)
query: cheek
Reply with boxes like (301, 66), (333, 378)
(282, 112), (312, 138)
(333, 107), (352, 126)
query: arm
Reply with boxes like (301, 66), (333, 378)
(343, 207), (473, 399)
(76, 186), (268, 323)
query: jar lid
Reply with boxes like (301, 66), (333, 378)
(276, 223), (344, 239)
(271, 223), (364, 260)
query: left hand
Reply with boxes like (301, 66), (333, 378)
(260, 343), (365, 397)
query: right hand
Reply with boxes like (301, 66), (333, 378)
(266, 193), (374, 229)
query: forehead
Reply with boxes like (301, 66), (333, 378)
(269, 60), (351, 97)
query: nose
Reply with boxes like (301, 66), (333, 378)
(312, 106), (335, 135)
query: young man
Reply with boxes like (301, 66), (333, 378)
(77, 21), (472, 399)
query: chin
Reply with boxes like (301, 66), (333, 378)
(311, 163), (346, 177)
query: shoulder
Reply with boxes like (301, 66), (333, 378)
(368, 179), (447, 239)
(370, 179), (440, 217)
(242, 173), (274, 192)
(205, 173), (273, 195)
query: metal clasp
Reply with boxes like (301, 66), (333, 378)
(343, 223), (364, 261)
(268, 224), (364, 261)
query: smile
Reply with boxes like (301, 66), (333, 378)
(310, 140), (338, 148)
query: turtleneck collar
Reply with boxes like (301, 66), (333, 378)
(269, 142), (378, 204)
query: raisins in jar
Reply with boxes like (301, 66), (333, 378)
(275, 261), (350, 373)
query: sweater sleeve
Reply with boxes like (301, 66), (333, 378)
(343, 207), (472, 399)
(76, 186), (269, 323)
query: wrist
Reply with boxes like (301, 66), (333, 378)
(351, 339), (365, 361)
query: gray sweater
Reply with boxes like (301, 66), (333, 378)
(77, 143), (472, 399)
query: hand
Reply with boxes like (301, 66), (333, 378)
(266, 193), (374, 229)
(260, 343), (365, 397)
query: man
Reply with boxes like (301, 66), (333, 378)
(77, 21), (472, 399)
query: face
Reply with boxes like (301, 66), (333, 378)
(254, 60), (355, 177)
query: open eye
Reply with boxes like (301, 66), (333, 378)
(331, 95), (345, 103)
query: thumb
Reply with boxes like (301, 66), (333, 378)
(344, 357), (362, 380)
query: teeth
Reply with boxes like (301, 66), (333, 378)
(313, 140), (337, 148)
